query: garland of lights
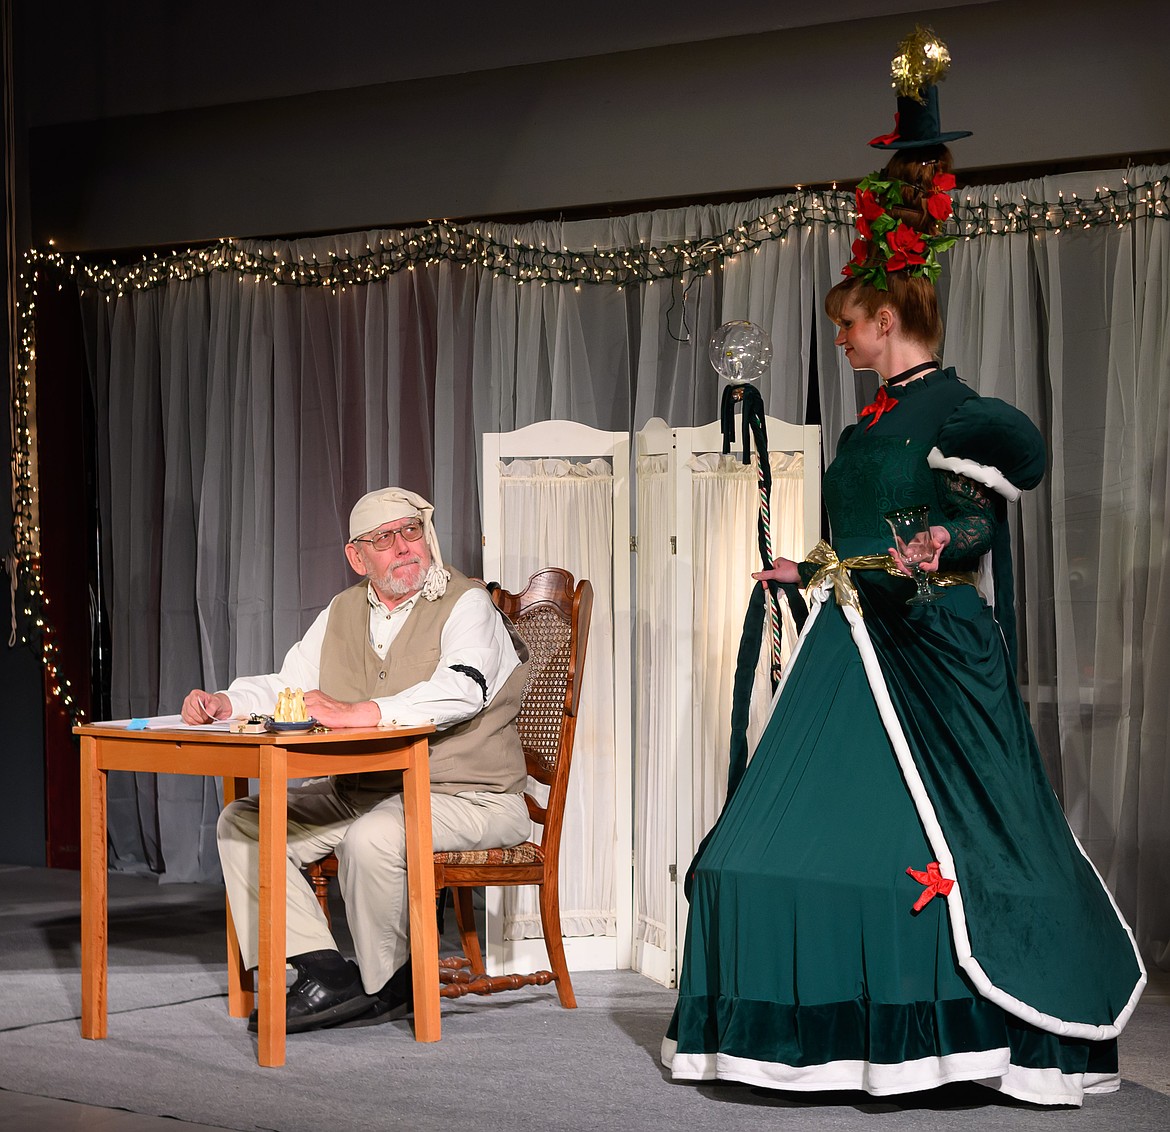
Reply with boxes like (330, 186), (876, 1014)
(12, 176), (1169, 723)
(23, 178), (1170, 298)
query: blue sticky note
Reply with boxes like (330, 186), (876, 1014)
(127, 718), (149, 730)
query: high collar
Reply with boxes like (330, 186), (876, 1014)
(886, 366), (955, 397)
(885, 361), (939, 388)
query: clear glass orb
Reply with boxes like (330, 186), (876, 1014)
(708, 320), (773, 385)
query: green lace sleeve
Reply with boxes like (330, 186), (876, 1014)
(936, 470), (997, 563)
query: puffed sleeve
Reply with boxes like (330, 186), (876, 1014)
(926, 396), (1046, 501)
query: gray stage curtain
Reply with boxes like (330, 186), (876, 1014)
(77, 170), (1170, 976)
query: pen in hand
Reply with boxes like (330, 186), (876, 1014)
(182, 688), (228, 725)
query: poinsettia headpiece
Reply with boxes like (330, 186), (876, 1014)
(843, 172), (958, 289)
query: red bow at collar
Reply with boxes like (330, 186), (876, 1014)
(859, 385), (899, 429)
(907, 862), (955, 912)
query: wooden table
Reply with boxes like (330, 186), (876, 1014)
(75, 722), (439, 1066)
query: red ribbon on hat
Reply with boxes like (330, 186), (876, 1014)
(907, 862), (955, 912)
(869, 112), (901, 147)
(858, 385), (899, 429)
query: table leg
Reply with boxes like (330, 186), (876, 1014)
(79, 735), (108, 1040)
(402, 736), (440, 1042)
(257, 747), (288, 1067)
(222, 776), (254, 1017)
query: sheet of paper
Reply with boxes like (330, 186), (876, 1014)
(90, 714), (237, 732)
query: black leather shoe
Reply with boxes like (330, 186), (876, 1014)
(247, 962), (374, 1034)
(332, 991), (412, 1028)
(333, 959), (414, 1029)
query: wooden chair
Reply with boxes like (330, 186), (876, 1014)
(305, 566), (593, 1010)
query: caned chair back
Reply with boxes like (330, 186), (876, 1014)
(490, 568), (592, 860)
(432, 567), (592, 1008)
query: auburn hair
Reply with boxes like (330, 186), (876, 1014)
(825, 272), (943, 356)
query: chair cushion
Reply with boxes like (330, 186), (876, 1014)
(434, 842), (544, 866)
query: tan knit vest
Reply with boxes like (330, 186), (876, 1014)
(319, 570), (528, 796)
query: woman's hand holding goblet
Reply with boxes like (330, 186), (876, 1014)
(885, 506), (946, 605)
(888, 526), (950, 574)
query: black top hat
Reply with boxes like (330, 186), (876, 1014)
(870, 85), (972, 150)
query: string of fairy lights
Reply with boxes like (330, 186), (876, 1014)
(20, 177), (1170, 299)
(11, 175), (1169, 722)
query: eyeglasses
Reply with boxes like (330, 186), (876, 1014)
(352, 521), (424, 551)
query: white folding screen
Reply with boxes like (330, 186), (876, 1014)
(482, 421), (633, 973)
(480, 415), (818, 984)
(633, 415), (821, 986)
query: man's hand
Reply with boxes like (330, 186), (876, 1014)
(303, 690), (380, 728)
(181, 689), (233, 725)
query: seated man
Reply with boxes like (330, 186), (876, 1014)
(182, 486), (530, 1031)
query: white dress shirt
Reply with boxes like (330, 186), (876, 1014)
(224, 582), (520, 729)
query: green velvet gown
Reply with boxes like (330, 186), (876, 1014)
(663, 369), (1145, 1105)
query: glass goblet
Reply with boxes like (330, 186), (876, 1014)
(884, 505), (941, 605)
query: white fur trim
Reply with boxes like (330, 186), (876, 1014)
(927, 447), (1021, 502)
(664, 1035), (1113, 1106)
(978, 1064), (1116, 1107)
(714, 1049), (1013, 1096)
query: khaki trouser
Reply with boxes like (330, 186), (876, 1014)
(217, 778), (531, 993)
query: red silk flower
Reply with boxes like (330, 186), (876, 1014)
(925, 191), (954, 222)
(885, 223), (927, 272)
(842, 237), (870, 277)
(926, 172), (957, 222)
(855, 188), (885, 240)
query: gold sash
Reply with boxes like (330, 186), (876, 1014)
(804, 540), (976, 616)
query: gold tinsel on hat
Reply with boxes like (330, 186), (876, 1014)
(890, 26), (952, 102)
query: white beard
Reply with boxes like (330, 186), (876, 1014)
(374, 556), (427, 597)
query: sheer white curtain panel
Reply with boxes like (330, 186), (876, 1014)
(494, 459), (617, 939)
(686, 452), (804, 846)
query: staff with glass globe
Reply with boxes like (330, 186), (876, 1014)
(707, 319), (797, 698)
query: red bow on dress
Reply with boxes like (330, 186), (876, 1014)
(859, 385), (899, 430)
(907, 862), (955, 912)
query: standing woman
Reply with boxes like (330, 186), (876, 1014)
(662, 32), (1144, 1106)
